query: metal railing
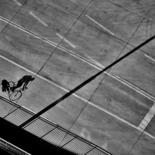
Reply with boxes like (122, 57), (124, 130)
(0, 96), (112, 155)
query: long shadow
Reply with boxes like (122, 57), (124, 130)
(19, 34), (155, 128)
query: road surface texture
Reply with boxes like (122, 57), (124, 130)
(0, 0), (155, 155)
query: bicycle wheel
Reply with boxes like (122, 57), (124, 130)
(9, 90), (22, 101)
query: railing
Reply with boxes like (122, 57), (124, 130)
(0, 96), (113, 155)
(0, 137), (30, 155)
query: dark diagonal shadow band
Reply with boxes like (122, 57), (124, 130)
(19, 35), (155, 128)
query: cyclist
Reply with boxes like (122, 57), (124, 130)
(1, 79), (10, 93)
(11, 75), (35, 92)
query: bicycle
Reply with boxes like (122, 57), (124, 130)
(7, 81), (23, 102)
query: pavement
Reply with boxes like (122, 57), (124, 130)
(0, 0), (155, 155)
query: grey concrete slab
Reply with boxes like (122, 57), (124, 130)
(40, 48), (102, 99)
(58, 1), (136, 67)
(25, 0), (89, 17)
(19, 77), (65, 113)
(91, 74), (153, 126)
(42, 95), (88, 129)
(0, 0), (21, 20)
(145, 116), (155, 137)
(68, 0), (92, 6)
(85, 0), (149, 46)
(70, 105), (143, 155)
(111, 50), (155, 97)
(109, 0), (155, 19)
(107, 0), (155, 42)
(86, 0), (145, 43)
(0, 21), (8, 32)
(76, 74), (104, 100)
(0, 24), (54, 72)
(128, 133), (155, 155)
(10, 0), (92, 44)
(59, 20), (132, 67)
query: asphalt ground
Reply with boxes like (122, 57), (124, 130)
(0, 0), (155, 155)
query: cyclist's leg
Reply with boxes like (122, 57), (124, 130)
(22, 82), (28, 91)
(12, 81), (23, 91)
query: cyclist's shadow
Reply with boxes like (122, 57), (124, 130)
(1, 80), (25, 102)
(1, 76), (35, 102)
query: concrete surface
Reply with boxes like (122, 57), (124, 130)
(0, 0), (154, 155)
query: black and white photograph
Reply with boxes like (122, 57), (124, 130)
(0, 0), (155, 154)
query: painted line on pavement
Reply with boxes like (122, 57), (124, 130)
(86, 15), (115, 36)
(13, 0), (22, 6)
(29, 11), (48, 27)
(106, 73), (155, 102)
(144, 53), (155, 63)
(138, 103), (155, 130)
(56, 33), (76, 48)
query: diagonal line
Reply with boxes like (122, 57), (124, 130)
(126, 14), (154, 155)
(0, 0), (94, 112)
(0, 0), (27, 34)
(58, 15), (146, 145)
(19, 34), (155, 128)
(58, 12), (147, 146)
(58, 76), (104, 146)
(1, 16), (155, 102)
(126, 131), (144, 155)
(35, 0), (94, 75)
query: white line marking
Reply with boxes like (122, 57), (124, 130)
(0, 54), (154, 139)
(86, 55), (105, 68)
(143, 130), (155, 139)
(13, 0), (22, 6)
(138, 103), (155, 130)
(29, 11), (48, 27)
(106, 73), (155, 102)
(56, 33), (76, 48)
(144, 53), (155, 63)
(86, 15), (115, 36)
(0, 16), (155, 102)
